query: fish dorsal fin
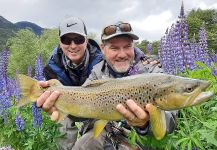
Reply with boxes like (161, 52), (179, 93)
(48, 79), (63, 87)
(147, 104), (166, 140)
(82, 79), (110, 87)
(93, 120), (108, 138)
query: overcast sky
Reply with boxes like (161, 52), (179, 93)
(0, 0), (217, 41)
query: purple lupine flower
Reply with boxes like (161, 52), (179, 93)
(178, 1), (185, 19)
(0, 49), (11, 123)
(28, 66), (32, 77)
(166, 25), (176, 74)
(13, 70), (21, 102)
(199, 24), (212, 66)
(128, 65), (139, 75)
(15, 113), (25, 131)
(32, 103), (42, 128)
(173, 20), (185, 73)
(212, 66), (217, 77)
(0, 146), (15, 150)
(31, 55), (44, 128)
(146, 43), (152, 54)
(35, 54), (44, 81)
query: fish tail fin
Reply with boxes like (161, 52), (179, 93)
(16, 74), (43, 107)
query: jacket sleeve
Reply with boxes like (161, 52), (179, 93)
(43, 64), (58, 80)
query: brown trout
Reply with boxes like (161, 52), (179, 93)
(16, 73), (214, 140)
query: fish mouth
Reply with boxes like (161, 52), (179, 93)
(191, 91), (214, 106)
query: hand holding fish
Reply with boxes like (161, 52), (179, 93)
(36, 81), (60, 121)
(116, 99), (150, 127)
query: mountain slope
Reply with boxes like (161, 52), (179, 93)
(0, 16), (18, 50)
(15, 21), (44, 36)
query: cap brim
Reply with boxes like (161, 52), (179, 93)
(102, 32), (139, 40)
(60, 31), (87, 37)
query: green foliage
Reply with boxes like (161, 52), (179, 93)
(7, 29), (40, 76)
(7, 28), (59, 76)
(0, 102), (63, 150)
(38, 29), (59, 64)
(0, 28), (16, 51)
(187, 9), (217, 52)
(136, 40), (159, 55)
(135, 40), (149, 53)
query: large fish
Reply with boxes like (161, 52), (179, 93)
(16, 73), (214, 140)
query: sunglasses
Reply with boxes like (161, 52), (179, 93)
(103, 23), (132, 36)
(60, 36), (86, 45)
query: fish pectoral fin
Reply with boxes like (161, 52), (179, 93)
(147, 104), (166, 140)
(82, 79), (111, 87)
(93, 120), (108, 138)
(56, 111), (67, 123)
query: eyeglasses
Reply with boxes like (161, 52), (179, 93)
(60, 36), (85, 45)
(103, 23), (132, 36)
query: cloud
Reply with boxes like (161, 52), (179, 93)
(0, 0), (216, 41)
(130, 10), (175, 41)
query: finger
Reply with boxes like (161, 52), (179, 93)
(116, 103), (136, 121)
(142, 60), (149, 65)
(126, 99), (148, 120)
(50, 110), (59, 122)
(36, 91), (51, 107)
(38, 81), (50, 88)
(47, 106), (58, 115)
(150, 60), (158, 65)
(42, 91), (61, 112)
(145, 103), (155, 112)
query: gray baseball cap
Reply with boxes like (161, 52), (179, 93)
(101, 21), (139, 41)
(59, 17), (87, 37)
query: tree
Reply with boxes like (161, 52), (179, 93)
(7, 28), (59, 76)
(7, 29), (40, 76)
(38, 29), (59, 64)
(187, 9), (217, 52)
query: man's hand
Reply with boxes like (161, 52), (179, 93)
(116, 99), (150, 128)
(36, 81), (61, 121)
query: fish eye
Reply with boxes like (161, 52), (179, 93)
(185, 87), (194, 93)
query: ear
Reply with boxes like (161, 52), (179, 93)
(100, 43), (105, 54)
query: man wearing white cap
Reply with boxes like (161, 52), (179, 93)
(39, 17), (103, 149)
